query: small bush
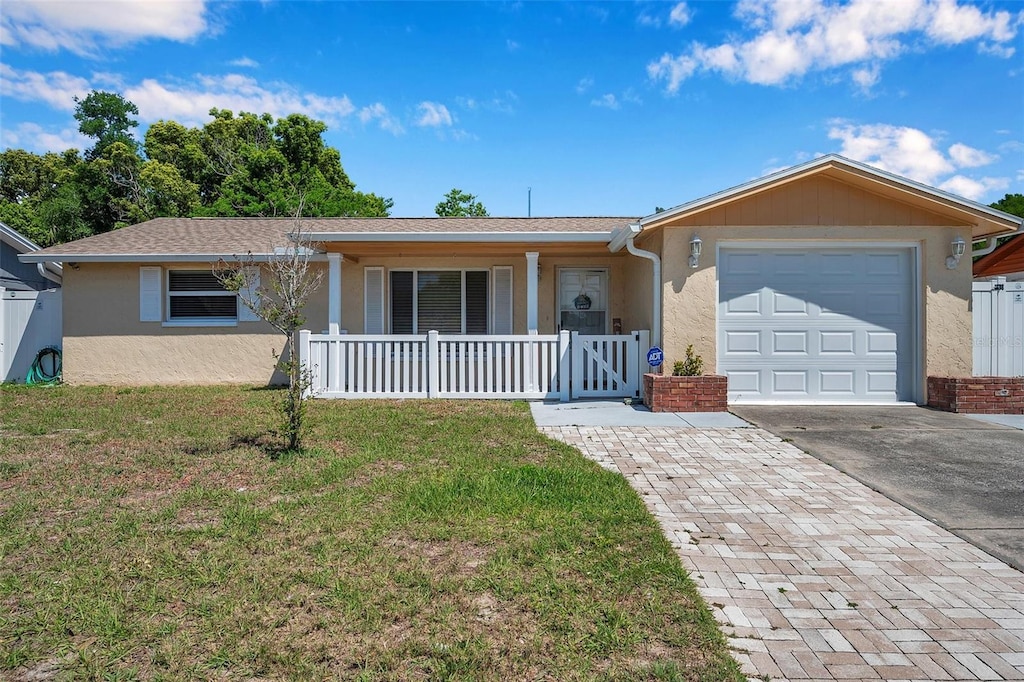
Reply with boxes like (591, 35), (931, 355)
(672, 345), (704, 376)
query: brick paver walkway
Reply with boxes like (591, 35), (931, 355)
(540, 425), (1024, 681)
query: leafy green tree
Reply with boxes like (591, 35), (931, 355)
(435, 188), (488, 217)
(991, 193), (1024, 219)
(74, 91), (140, 160)
(1, 92), (392, 246)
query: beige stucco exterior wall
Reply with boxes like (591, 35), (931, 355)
(659, 225), (973, 402)
(337, 254), (636, 335)
(63, 262), (329, 385)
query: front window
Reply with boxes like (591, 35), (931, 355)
(391, 270), (488, 334)
(167, 271), (237, 321)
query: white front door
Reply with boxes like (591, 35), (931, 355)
(558, 268), (607, 335)
(718, 247), (916, 404)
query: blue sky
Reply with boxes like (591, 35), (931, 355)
(2, 0), (1022, 217)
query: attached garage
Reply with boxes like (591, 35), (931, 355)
(717, 245), (917, 404)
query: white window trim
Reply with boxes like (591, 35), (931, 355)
(163, 268), (239, 327)
(389, 268), (490, 335)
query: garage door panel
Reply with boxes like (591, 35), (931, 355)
(772, 331), (808, 354)
(724, 330), (761, 354)
(865, 252), (905, 276)
(719, 247), (915, 404)
(724, 291), (760, 314)
(819, 371), (856, 395)
(820, 330), (856, 354)
(772, 291), (810, 315)
(866, 330), (898, 354)
(772, 370), (809, 394)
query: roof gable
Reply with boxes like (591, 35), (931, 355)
(640, 155), (1022, 238)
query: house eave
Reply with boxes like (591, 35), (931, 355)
(19, 252), (328, 264)
(299, 231), (614, 243)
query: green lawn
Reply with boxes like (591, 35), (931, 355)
(0, 385), (742, 681)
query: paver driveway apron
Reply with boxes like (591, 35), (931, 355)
(540, 424), (1024, 682)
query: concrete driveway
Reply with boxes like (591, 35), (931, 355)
(732, 406), (1024, 572)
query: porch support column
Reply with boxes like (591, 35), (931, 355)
(328, 252), (342, 334)
(525, 251), (539, 334)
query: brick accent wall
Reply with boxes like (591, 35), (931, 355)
(927, 376), (1024, 414)
(643, 374), (729, 412)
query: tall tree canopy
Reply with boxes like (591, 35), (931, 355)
(435, 188), (488, 217)
(0, 90), (393, 247)
(991, 193), (1024, 219)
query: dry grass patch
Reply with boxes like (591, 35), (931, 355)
(1, 385), (741, 681)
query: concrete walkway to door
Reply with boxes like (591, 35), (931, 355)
(540, 423), (1024, 681)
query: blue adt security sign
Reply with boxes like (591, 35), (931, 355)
(646, 346), (664, 367)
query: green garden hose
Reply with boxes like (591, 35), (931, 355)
(26, 347), (62, 385)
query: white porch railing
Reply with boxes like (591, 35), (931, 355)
(299, 329), (649, 400)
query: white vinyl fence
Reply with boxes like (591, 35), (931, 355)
(1, 288), (62, 382)
(300, 329), (649, 401)
(973, 278), (1024, 377)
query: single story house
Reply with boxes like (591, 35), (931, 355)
(21, 154), (1023, 404)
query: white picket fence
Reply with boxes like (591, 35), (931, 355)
(973, 278), (1024, 377)
(299, 329), (650, 400)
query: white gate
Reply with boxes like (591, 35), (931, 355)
(973, 278), (1024, 377)
(570, 331), (645, 399)
(1, 288), (62, 382)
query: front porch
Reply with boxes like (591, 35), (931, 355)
(299, 329), (651, 401)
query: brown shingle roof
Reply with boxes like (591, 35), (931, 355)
(26, 216), (634, 260)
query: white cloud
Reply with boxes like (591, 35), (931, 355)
(358, 103), (404, 135)
(0, 0), (210, 56)
(938, 174), (1009, 200)
(506, 39), (520, 51)
(415, 101), (453, 127)
(827, 121), (1008, 200)
(124, 74), (355, 126)
(948, 142), (996, 168)
(636, 13), (661, 28)
(575, 76), (594, 94)
(0, 122), (90, 153)
(649, 0), (1022, 93)
(228, 56), (259, 68)
(851, 63), (881, 92)
(647, 53), (698, 92)
(669, 2), (692, 27)
(0, 64), (91, 110)
(591, 94), (620, 110)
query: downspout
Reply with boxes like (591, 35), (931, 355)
(37, 262), (62, 286)
(610, 223), (661, 348)
(972, 237), (1000, 258)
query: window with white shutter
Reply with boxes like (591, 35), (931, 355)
(364, 267), (385, 334)
(140, 267), (161, 321)
(492, 266), (513, 334)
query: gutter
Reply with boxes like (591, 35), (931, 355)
(609, 223), (661, 348)
(37, 262), (62, 286)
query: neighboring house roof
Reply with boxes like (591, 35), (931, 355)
(1, 221), (62, 284)
(973, 234), (1024, 278)
(638, 154), (1022, 239)
(20, 216), (635, 263)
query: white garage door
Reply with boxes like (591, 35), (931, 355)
(718, 247), (916, 404)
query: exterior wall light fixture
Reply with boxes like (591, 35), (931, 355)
(689, 235), (702, 269)
(946, 235), (967, 269)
